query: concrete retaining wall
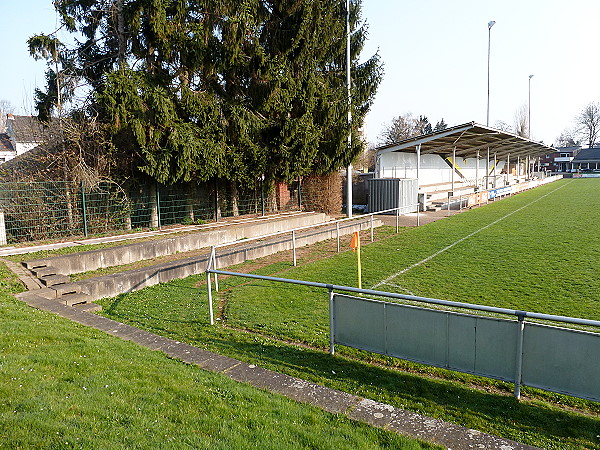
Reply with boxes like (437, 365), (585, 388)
(72, 218), (380, 302)
(24, 213), (328, 275)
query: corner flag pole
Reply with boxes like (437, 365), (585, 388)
(350, 231), (362, 289)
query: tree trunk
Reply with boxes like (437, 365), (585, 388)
(230, 181), (239, 216)
(148, 182), (159, 228)
(185, 182), (195, 222)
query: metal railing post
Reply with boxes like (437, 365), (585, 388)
(206, 246), (215, 325)
(329, 287), (335, 355)
(370, 215), (374, 242)
(417, 203), (420, 227)
(396, 207), (399, 233)
(81, 180), (88, 237)
(292, 230), (297, 266)
(212, 248), (219, 292)
(514, 314), (525, 399)
(336, 222), (340, 252)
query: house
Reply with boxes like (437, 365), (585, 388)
(539, 146), (580, 173)
(0, 133), (15, 164)
(571, 146), (600, 172)
(1, 114), (46, 164)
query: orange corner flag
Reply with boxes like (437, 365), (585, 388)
(350, 231), (360, 252)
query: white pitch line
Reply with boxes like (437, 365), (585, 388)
(372, 181), (572, 289)
(379, 282), (416, 296)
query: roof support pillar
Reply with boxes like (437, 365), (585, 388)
(493, 152), (497, 188)
(517, 156), (520, 177)
(506, 153), (510, 186)
(451, 147), (456, 195)
(486, 147), (490, 189)
(416, 143), (421, 207)
(476, 150), (480, 191)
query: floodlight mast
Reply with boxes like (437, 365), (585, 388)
(486, 20), (495, 127)
(345, 0), (353, 218)
(486, 20), (495, 189)
(528, 74), (534, 138)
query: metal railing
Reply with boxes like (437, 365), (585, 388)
(204, 268), (600, 402)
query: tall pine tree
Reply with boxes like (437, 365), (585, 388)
(30, 0), (382, 186)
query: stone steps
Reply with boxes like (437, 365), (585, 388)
(40, 274), (71, 287)
(21, 262), (100, 310)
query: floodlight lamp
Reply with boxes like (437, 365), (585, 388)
(529, 74), (534, 79)
(488, 20), (496, 29)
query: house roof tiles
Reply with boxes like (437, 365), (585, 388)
(6, 114), (47, 143)
(0, 133), (14, 153)
(572, 147), (600, 163)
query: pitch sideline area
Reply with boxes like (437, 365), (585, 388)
(372, 180), (573, 290)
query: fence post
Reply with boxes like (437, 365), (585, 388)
(417, 203), (420, 227)
(214, 179), (219, 222)
(370, 214), (374, 242)
(329, 287), (335, 355)
(261, 176), (265, 216)
(514, 314), (525, 400)
(336, 222), (340, 252)
(81, 180), (88, 237)
(156, 182), (162, 229)
(292, 230), (297, 266)
(0, 210), (6, 245)
(396, 207), (399, 233)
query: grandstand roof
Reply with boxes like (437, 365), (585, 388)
(376, 122), (555, 160)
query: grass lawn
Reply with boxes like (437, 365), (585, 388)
(96, 178), (600, 449)
(0, 265), (434, 449)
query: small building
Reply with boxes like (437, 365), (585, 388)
(539, 146), (581, 173)
(571, 146), (600, 172)
(1, 114), (46, 164)
(0, 133), (15, 163)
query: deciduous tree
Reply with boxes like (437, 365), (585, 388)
(576, 102), (600, 149)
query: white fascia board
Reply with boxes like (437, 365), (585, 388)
(375, 123), (475, 157)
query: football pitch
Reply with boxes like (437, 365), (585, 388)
(369, 177), (600, 319)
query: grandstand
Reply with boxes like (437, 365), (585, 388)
(372, 122), (556, 210)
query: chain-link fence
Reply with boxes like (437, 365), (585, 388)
(0, 176), (340, 244)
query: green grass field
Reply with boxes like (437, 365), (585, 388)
(96, 178), (600, 449)
(0, 265), (434, 449)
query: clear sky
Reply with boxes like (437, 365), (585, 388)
(2, 1), (599, 147)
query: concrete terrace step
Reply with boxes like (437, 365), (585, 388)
(53, 217), (383, 304)
(52, 283), (82, 297)
(22, 260), (49, 270)
(39, 274), (70, 287)
(21, 212), (330, 276)
(60, 292), (92, 306)
(32, 266), (59, 278)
